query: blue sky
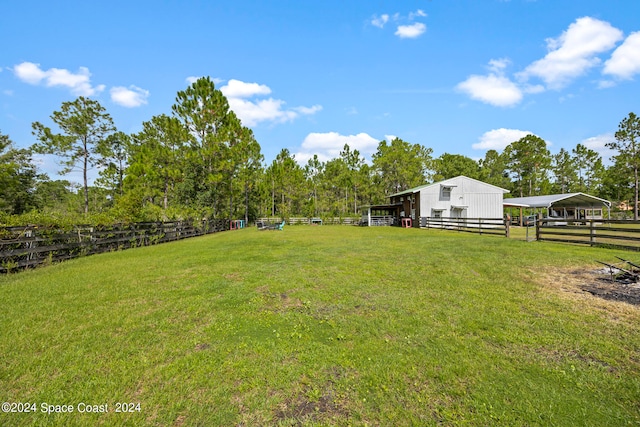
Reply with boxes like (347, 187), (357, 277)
(2, 0), (640, 183)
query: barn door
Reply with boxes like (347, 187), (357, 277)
(451, 207), (466, 227)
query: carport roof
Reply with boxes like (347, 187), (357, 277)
(503, 193), (611, 208)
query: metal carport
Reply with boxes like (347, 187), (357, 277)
(503, 193), (611, 225)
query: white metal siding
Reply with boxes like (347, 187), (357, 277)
(419, 176), (505, 219)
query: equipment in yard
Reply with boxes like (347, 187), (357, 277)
(256, 220), (285, 231)
(596, 259), (639, 283)
(616, 256), (640, 270)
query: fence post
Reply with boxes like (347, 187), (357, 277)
(504, 217), (510, 238)
(535, 213), (542, 241)
(589, 220), (596, 246)
(25, 228), (35, 267)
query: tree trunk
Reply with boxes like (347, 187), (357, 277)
(229, 182), (233, 221)
(271, 178), (275, 217)
(244, 181), (249, 224)
(83, 143), (89, 215)
(354, 185), (358, 214)
(163, 177), (169, 210)
(119, 157), (124, 197)
(635, 165), (639, 221)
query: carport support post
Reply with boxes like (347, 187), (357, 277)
(519, 207), (523, 226)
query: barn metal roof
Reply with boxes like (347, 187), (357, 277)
(389, 176), (509, 198)
(359, 203), (402, 210)
(503, 193), (611, 208)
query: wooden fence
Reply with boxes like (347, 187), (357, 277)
(421, 217), (508, 237)
(536, 218), (640, 251)
(0, 219), (227, 273)
(257, 217), (361, 225)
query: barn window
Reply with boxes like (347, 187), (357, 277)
(440, 185), (455, 200)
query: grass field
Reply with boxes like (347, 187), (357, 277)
(1, 226), (639, 426)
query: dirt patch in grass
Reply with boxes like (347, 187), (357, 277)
(223, 272), (244, 282)
(274, 390), (344, 424)
(273, 368), (352, 425)
(254, 286), (304, 312)
(581, 280), (640, 305)
(536, 265), (640, 311)
(527, 345), (617, 372)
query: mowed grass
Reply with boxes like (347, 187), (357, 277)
(1, 226), (640, 426)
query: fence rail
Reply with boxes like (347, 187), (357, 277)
(257, 217), (360, 225)
(0, 219), (227, 273)
(369, 215), (395, 226)
(421, 217), (508, 236)
(536, 218), (640, 251)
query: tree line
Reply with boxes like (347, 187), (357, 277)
(1, 77), (639, 224)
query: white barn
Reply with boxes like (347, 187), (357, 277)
(387, 176), (509, 227)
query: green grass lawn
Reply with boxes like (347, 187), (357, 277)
(1, 226), (639, 426)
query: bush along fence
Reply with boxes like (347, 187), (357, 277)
(0, 219), (227, 273)
(535, 218), (640, 251)
(421, 217), (510, 237)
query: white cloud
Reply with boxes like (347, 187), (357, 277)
(395, 22), (426, 39)
(409, 9), (427, 20)
(226, 97), (291, 126)
(373, 10), (427, 39)
(597, 80), (616, 89)
(110, 85), (149, 108)
(186, 76), (225, 86)
(13, 62), (105, 96)
(384, 134), (397, 142)
(472, 128), (536, 150)
(220, 79), (271, 98)
(371, 14), (389, 28)
(518, 17), (623, 89)
(522, 84), (545, 94)
(13, 62), (47, 84)
(488, 58), (511, 73)
(458, 17), (629, 106)
(581, 133), (616, 162)
(294, 132), (380, 164)
(294, 105), (323, 115)
(220, 79), (321, 127)
(603, 31), (640, 80)
(581, 133), (611, 150)
(456, 73), (523, 107)
(457, 58), (523, 107)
